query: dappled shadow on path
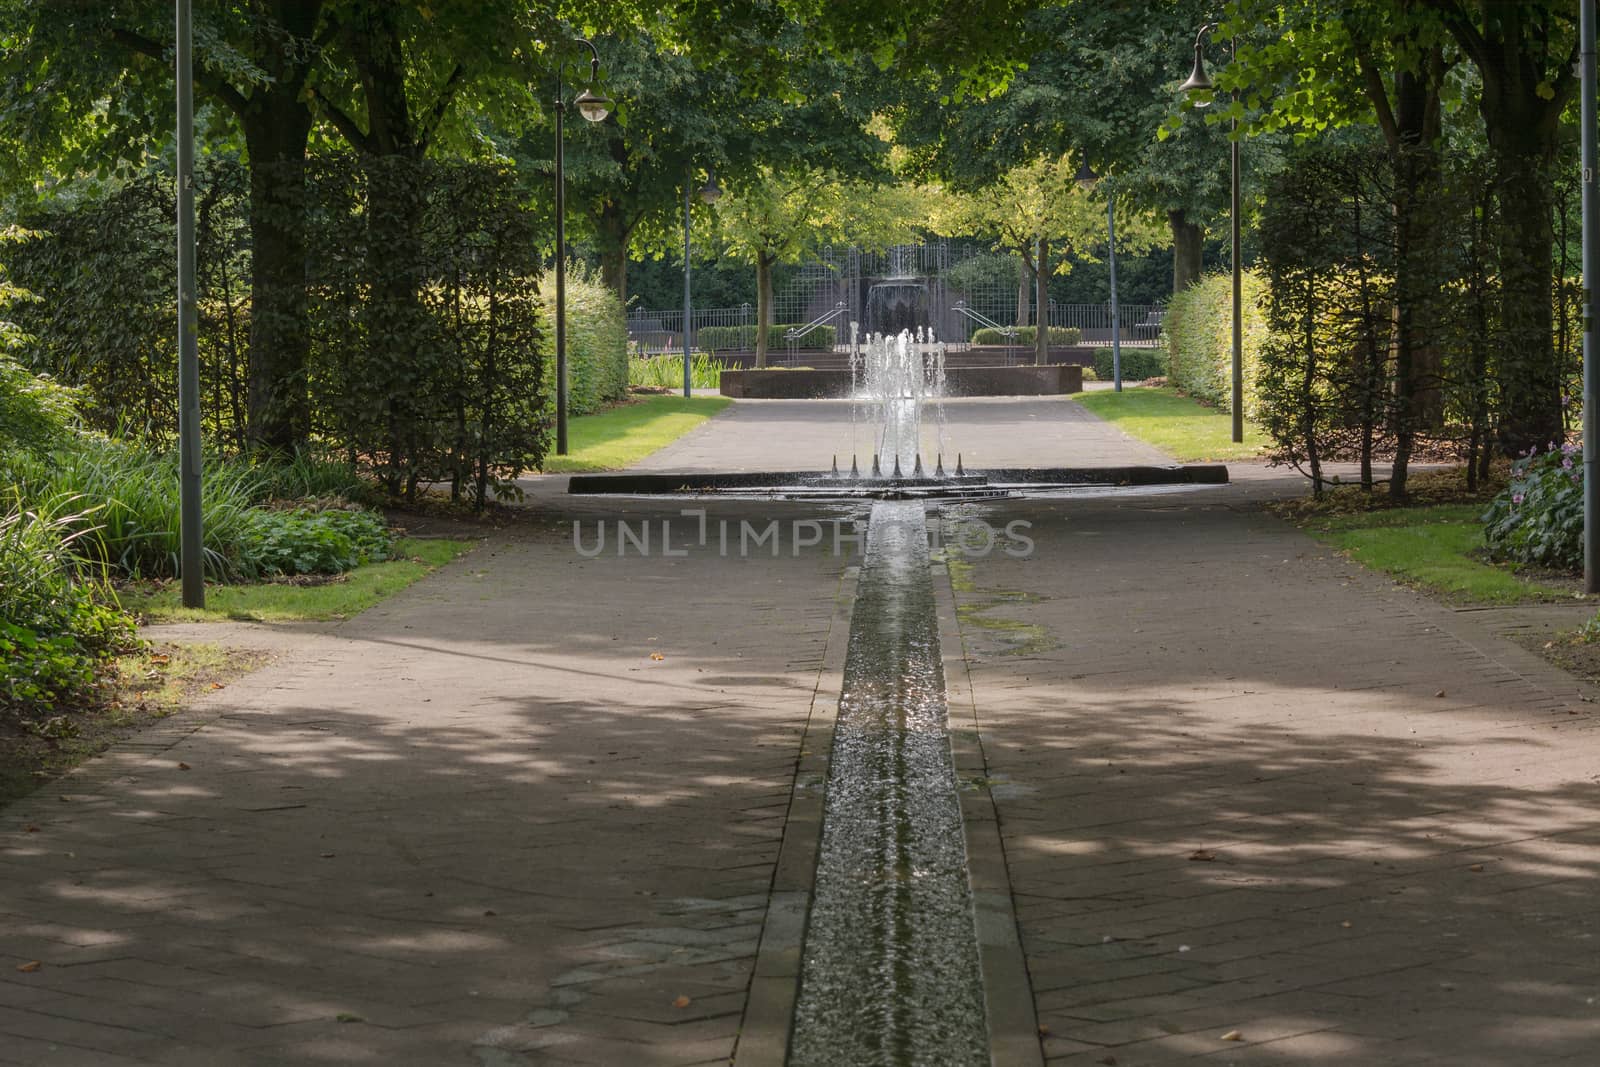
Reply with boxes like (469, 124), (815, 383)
(952, 494), (1600, 1065)
(0, 498), (852, 1065)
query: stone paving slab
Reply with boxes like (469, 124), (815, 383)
(0, 500), (857, 1064)
(945, 490), (1600, 1066)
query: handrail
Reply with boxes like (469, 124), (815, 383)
(951, 300), (1018, 340)
(785, 301), (849, 358)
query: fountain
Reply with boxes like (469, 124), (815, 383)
(851, 325), (947, 478)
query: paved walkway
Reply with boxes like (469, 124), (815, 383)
(636, 397), (1173, 473)
(5, 395), (1600, 1064)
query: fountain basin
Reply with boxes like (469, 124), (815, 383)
(720, 365), (1082, 399)
(566, 464), (1227, 500)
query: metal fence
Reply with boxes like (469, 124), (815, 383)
(1047, 302), (1165, 348)
(628, 299), (1167, 353)
(625, 305), (753, 354)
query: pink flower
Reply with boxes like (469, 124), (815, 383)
(1512, 492), (1525, 505)
(1564, 457), (1574, 470)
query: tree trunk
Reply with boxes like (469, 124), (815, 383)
(1491, 147), (1561, 456)
(1169, 208), (1203, 293)
(242, 104), (315, 453)
(597, 203), (630, 304)
(1035, 235), (1049, 365)
(755, 254), (773, 368)
(1015, 268), (1030, 330)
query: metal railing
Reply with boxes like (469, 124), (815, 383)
(1046, 302), (1165, 347)
(626, 304), (753, 354)
(785, 302), (849, 360)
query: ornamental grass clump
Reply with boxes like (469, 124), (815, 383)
(1482, 444), (1583, 569)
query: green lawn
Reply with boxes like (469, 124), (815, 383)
(1075, 386), (1269, 462)
(543, 395), (732, 472)
(119, 537), (475, 623)
(1306, 504), (1567, 603)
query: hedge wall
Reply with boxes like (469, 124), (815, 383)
(540, 265), (628, 416)
(1092, 347), (1167, 382)
(1163, 270), (1270, 417)
(971, 326), (1081, 346)
(696, 324), (836, 352)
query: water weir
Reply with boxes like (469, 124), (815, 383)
(789, 500), (987, 1065)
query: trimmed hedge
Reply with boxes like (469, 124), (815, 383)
(971, 325), (1081, 346)
(540, 265), (627, 416)
(696, 324), (837, 352)
(1163, 271), (1270, 417)
(1092, 347), (1167, 382)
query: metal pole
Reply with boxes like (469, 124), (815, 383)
(683, 171), (693, 399)
(1230, 58), (1244, 444)
(175, 0), (204, 608)
(1582, 0), (1598, 592)
(1108, 191), (1122, 392)
(554, 69), (568, 455)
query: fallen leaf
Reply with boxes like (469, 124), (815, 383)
(1096, 1057), (1118, 1066)
(16, 961), (41, 973)
(177, 762), (191, 771)
(335, 1012), (363, 1023)
(1341, 921), (1353, 928)
(23, 825), (39, 833)
(210, 682), (225, 690)
(482, 909), (497, 917)
(1470, 863), (1484, 872)
(1036, 1024), (1050, 1036)
(320, 851), (335, 859)
(149, 654), (171, 665)
(672, 995), (691, 1008)
(1435, 690), (1446, 698)
(1221, 1029), (1243, 1041)
(649, 652), (666, 661)
(1188, 849), (1215, 862)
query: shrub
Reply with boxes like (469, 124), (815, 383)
(0, 498), (136, 715)
(629, 352), (726, 390)
(1164, 271), (1270, 417)
(0, 352), (79, 454)
(542, 263), (627, 415)
(695, 324), (836, 351)
(970, 326), (1081, 346)
(244, 507), (392, 577)
(1482, 445), (1583, 569)
(253, 448), (374, 505)
(9, 441), (267, 580)
(1092, 347), (1166, 382)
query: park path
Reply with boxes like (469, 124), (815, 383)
(6, 394), (1600, 1065)
(944, 486), (1600, 1065)
(635, 396), (1174, 473)
(0, 498), (857, 1065)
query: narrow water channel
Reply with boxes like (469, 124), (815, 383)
(789, 500), (987, 1066)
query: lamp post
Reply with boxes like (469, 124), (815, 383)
(1180, 22), (1244, 444)
(1583, 0), (1598, 592)
(176, 0), (203, 608)
(1076, 159), (1122, 392)
(553, 39), (610, 454)
(683, 168), (722, 398)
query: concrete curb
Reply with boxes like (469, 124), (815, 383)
(733, 564), (859, 1066)
(932, 538), (1046, 1067)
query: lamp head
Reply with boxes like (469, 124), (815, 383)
(574, 87), (611, 123)
(1179, 42), (1214, 99)
(1074, 158), (1098, 189)
(698, 170), (722, 205)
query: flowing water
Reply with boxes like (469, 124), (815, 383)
(855, 328), (948, 477)
(789, 500), (987, 1065)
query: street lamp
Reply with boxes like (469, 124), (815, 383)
(682, 168), (722, 398)
(1180, 21), (1244, 444)
(553, 39), (610, 455)
(1076, 160), (1123, 393)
